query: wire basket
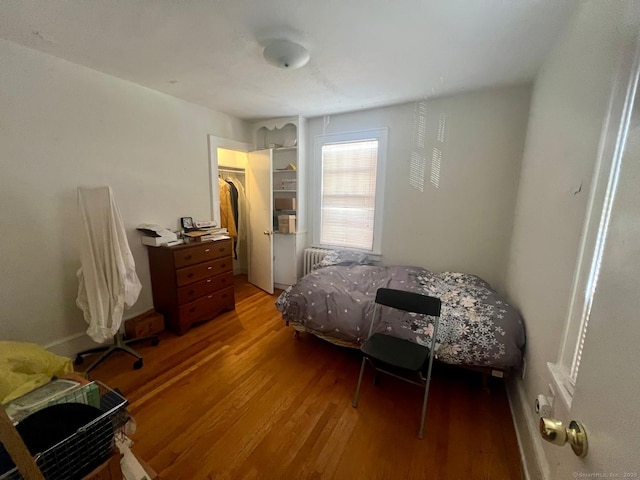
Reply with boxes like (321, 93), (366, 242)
(0, 381), (128, 480)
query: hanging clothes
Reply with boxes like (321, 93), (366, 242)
(218, 177), (237, 246)
(226, 177), (247, 263)
(76, 186), (141, 343)
(226, 180), (239, 258)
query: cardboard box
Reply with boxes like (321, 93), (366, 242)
(81, 452), (123, 480)
(278, 215), (296, 234)
(125, 309), (165, 339)
(274, 197), (296, 211)
(135, 454), (159, 480)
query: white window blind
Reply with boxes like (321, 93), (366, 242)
(320, 140), (379, 250)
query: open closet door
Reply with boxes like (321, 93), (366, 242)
(247, 149), (274, 294)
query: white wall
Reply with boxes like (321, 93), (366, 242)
(503, 2), (634, 478)
(0, 39), (251, 355)
(307, 85), (531, 293)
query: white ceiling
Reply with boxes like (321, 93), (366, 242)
(0, 0), (579, 121)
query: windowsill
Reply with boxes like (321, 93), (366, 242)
(547, 362), (574, 411)
(312, 245), (383, 261)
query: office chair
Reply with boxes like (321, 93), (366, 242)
(74, 332), (159, 373)
(352, 288), (442, 439)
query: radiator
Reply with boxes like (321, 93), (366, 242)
(303, 247), (333, 276)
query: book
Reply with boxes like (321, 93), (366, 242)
(184, 227), (228, 238)
(193, 234), (230, 242)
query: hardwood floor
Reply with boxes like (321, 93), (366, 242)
(87, 276), (524, 480)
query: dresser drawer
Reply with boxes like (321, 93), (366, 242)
(177, 271), (234, 305)
(178, 286), (235, 327)
(173, 240), (233, 268)
(176, 257), (233, 286)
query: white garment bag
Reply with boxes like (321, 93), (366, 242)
(76, 187), (141, 343)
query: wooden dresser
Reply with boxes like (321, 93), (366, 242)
(147, 238), (235, 335)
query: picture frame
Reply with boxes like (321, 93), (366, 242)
(181, 216), (194, 230)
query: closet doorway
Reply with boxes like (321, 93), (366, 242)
(208, 136), (274, 293)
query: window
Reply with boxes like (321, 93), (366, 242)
(313, 128), (387, 253)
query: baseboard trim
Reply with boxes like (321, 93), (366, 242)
(45, 331), (103, 358)
(506, 378), (550, 480)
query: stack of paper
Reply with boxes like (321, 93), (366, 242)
(184, 227), (229, 242)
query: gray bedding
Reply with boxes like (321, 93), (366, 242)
(275, 265), (525, 370)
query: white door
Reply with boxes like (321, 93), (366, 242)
(247, 149), (274, 294)
(553, 70), (639, 478)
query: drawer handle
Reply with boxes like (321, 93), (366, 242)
(205, 248), (210, 252)
(206, 279), (212, 283)
(218, 247), (225, 252)
(189, 307), (196, 313)
(184, 255), (192, 261)
(208, 295), (212, 299)
(187, 273), (194, 278)
(221, 278), (227, 283)
(188, 290), (195, 295)
(207, 266), (212, 270)
(220, 263), (226, 268)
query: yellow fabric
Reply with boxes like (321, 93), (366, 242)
(0, 341), (73, 404)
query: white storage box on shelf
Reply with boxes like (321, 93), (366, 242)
(279, 178), (297, 191)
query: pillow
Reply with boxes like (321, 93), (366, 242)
(0, 341), (73, 404)
(314, 249), (375, 269)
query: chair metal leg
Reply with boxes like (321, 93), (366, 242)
(418, 360), (436, 439)
(419, 323), (439, 439)
(418, 379), (430, 440)
(352, 356), (367, 408)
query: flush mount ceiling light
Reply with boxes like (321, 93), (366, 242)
(263, 39), (310, 69)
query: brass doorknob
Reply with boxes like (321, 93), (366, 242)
(539, 417), (588, 458)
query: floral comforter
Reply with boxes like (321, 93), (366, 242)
(275, 265), (525, 370)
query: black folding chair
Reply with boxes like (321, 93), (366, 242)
(352, 287), (441, 439)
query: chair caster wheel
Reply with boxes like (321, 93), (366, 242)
(75, 355), (84, 366)
(151, 338), (160, 346)
(133, 359), (143, 370)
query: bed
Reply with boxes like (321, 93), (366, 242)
(275, 254), (526, 373)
